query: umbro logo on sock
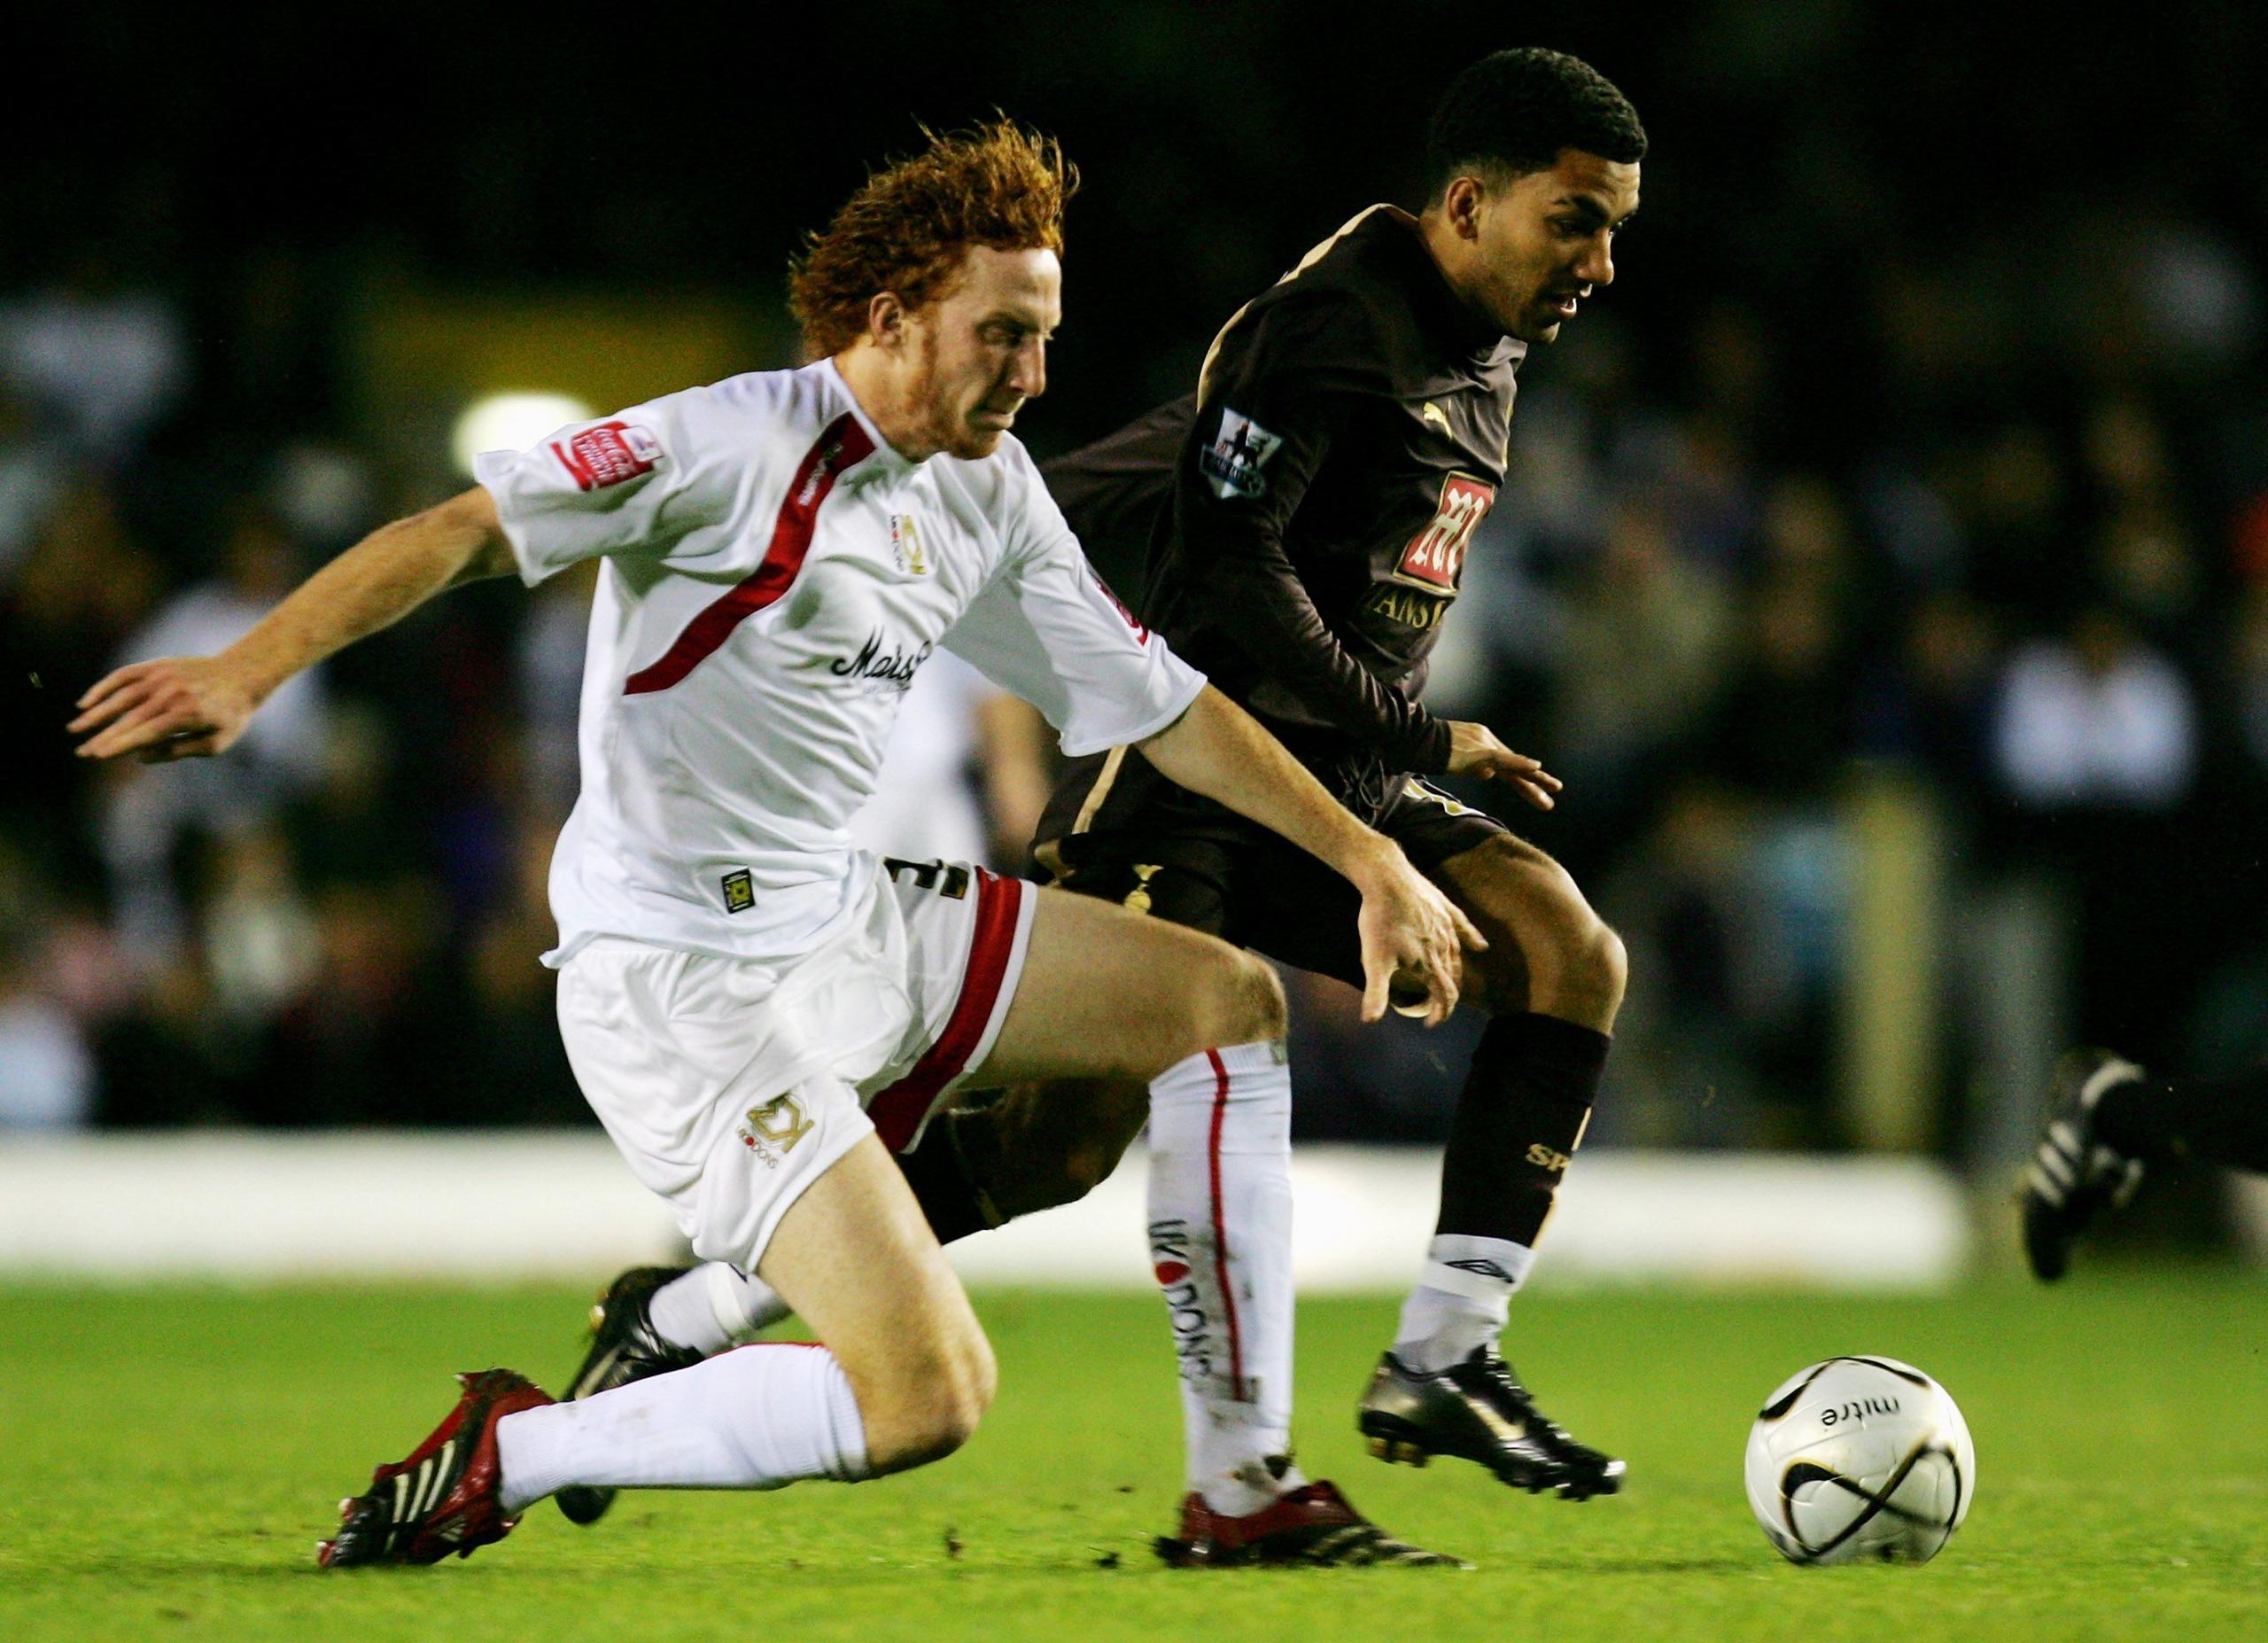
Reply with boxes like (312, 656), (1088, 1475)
(1442, 1258), (1518, 1284)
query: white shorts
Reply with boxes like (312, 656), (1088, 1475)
(555, 860), (1038, 1269)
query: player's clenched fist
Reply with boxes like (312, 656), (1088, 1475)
(71, 655), (259, 764)
(1349, 843), (1487, 1027)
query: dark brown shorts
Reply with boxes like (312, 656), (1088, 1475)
(1033, 746), (1510, 989)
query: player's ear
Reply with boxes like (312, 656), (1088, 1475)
(1442, 175), (1486, 241)
(865, 291), (911, 351)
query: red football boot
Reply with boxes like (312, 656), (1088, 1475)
(1153, 1479), (1468, 1568)
(317, 1368), (555, 1568)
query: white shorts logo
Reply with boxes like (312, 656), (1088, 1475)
(1200, 408), (1282, 500)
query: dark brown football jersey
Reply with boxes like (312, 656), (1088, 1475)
(1044, 204), (1525, 776)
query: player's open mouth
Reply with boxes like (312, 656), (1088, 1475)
(1544, 292), (1581, 320)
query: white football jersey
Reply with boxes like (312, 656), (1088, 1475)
(475, 359), (1204, 963)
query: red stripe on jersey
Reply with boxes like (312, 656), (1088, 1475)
(622, 412), (874, 695)
(868, 871), (1024, 1153)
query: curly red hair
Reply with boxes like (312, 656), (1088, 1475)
(789, 120), (1078, 359)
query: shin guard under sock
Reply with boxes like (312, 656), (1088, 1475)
(1398, 1013), (1608, 1373)
(496, 1343), (869, 1511)
(1147, 1042), (1305, 1515)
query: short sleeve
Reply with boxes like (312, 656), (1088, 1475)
(472, 386), (734, 586)
(943, 466), (1205, 757)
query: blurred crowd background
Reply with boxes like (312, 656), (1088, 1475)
(8, 4), (2268, 1203)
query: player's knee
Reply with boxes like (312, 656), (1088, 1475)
(1141, 942), (1284, 1078)
(919, 1332), (997, 1459)
(997, 1134), (1118, 1218)
(863, 1327), (998, 1472)
(1060, 1135), (1122, 1201)
(1557, 913), (1627, 1022)
(1208, 947), (1286, 1048)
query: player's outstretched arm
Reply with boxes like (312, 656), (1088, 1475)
(73, 487), (516, 764)
(1138, 684), (1486, 1025)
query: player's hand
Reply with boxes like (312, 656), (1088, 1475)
(1444, 721), (1561, 811)
(71, 656), (260, 764)
(1349, 840), (1487, 1027)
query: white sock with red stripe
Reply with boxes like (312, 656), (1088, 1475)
(649, 1262), (789, 1354)
(496, 1343), (867, 1511)
(1147, 1040), (1305, 1517)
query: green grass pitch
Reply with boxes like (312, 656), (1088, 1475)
(3, 1273), (2264, 1642)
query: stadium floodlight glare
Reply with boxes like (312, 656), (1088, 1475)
(451, 392), (594, 475)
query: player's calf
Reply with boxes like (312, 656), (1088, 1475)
(754, 1133), (999, 1476)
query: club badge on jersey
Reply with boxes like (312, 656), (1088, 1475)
(1200, 408), (1283, 501)
(889, 513), (929, 576)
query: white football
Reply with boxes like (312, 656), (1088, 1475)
(1744, 1355), (1975, 1565)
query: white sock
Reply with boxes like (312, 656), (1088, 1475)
(1148, 1040), (1306, 1516)
(648, 1262), (790, 1354)
(496, 1343), (868, 1513)
(1393, 1234), (1535, 1374)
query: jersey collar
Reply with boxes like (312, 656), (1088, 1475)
(1379, 207), (1525, 370)
(814, 356), (919, 479)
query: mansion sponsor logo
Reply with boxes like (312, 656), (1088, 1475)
(1360, 583), (1450, 631)
(828, 631), (933, 689)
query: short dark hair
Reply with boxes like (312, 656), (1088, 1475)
(1425, 48), (1646, 199)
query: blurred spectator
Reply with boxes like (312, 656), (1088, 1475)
(1857, 593), (2000, 805)
(1551, 496), (1731, 822)
(1993, 606), (2198, 812)
(1708, 569), (1853, 803)
(99, 505), (328, 961)
(0, 382), (65, 580)
(516, 559), (597, 822)
(1961, 424), (2070, 622)
(0, 245), (186, 466)
(462, 817), (585, 1125)
(0, 920), (95, 1130)
(0, 477), (163, 857)
(198, 823), (321, 1027)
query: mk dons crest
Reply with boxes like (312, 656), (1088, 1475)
(737, 1092), (813, 1167)
(890, 513), (929, 576)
